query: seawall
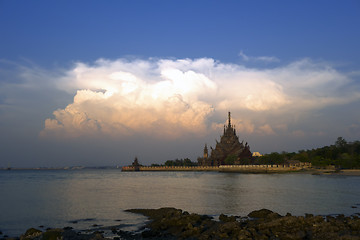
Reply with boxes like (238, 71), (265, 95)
(122, 164), (309, 173)
(121, 166), (220, 172)
(218, 164), (305, 173)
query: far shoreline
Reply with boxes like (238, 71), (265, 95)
(122, 165), (360, 176)
(310, 169), (360, 176)
(3, 166), (360, 176)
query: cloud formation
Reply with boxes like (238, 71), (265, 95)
(238, 51), (280, 63)
(40, 57), (360, 139)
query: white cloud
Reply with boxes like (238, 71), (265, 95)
(239, 51), (280, 63)
(40, 57), (360, 139)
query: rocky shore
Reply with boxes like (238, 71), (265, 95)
(126, 208), (360, 239)
(2, 207), (360, 240)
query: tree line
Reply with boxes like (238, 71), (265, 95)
(257, 137), (360, 169)
(150, 137), (360, 169)
(151, 158), (197, 167)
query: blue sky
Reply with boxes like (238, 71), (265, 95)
(1, 0), (360, 167)
(2, 1), (360, 66)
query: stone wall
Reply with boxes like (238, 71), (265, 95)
(122, 164), (311, 173)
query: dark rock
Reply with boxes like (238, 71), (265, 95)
(90, 232), (104, 240)
(20, 228), (42, 240)
(117, 230), (141, 240)
(238, 229), (252, 239)
(141, 229), (159, 238)
(248, 209), (281, 219)
(12, 208), (360, 240)
(326, 215), (336, 222)
(352, 206), (357, 208)
(42, 229), (63, 240)
(61, 229), (79, 240)
(219, 213), (237, 222)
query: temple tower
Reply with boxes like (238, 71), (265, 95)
(228, 111), (231, 127)
(199, 111), (253, 166)
(203, 144), (208, 159)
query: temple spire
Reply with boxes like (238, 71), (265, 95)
(228, 111), (231, 127)
(203, 144), (208, 158)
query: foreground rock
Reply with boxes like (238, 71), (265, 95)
(1, 228), (106, 240)
(3, 208), (360, 239)
(126, 207), (360, 240)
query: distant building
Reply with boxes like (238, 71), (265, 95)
(132, 157), (141, 171)
(252, 152), (262, 157)
(198, 112), (252, 166)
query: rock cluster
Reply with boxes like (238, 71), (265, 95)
(127, 207), (360, 240)
(1, 228), (106, 240)
(2, 208), (360, 239)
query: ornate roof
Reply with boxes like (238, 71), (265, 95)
(200, 112), (252, 166)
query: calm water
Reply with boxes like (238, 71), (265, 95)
(1, 169), (360, 237)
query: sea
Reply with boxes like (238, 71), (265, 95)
(1, 169), (360, 237)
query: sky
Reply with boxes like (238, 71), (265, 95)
(1, 0), (360, 167)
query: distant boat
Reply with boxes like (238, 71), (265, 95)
(6, 167), (11, 170)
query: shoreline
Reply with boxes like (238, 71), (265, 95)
(3, 166), (360, 176)
(301, 168), (360, 176)
(3, 208), (360, 240)
(122, 165), (360, 176)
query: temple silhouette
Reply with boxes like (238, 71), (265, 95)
(198, 112), (252, 166)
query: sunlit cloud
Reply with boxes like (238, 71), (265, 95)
(39, 57), (360, 139)
(211, 117), (255, 134)
(257, 124), (276, 135)
(292, 130), (306, 138)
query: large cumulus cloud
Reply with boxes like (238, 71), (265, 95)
(40, 57), (359, 139)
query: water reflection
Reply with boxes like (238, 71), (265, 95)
(1, 170), (360, 237)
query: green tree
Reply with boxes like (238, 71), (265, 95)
(293, 151), (309, 162)
(224, 155), (237, 165)
(335, 137), (347, 148)
(183, 158), (193, 166)
(240, 158), (252, 165)
(257, 152), (280, 165)
(165, 160), (175, 166)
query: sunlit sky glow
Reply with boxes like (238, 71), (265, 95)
(1, 1), (360, 167)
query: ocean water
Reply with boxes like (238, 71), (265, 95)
(1, 169), (360, 237)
